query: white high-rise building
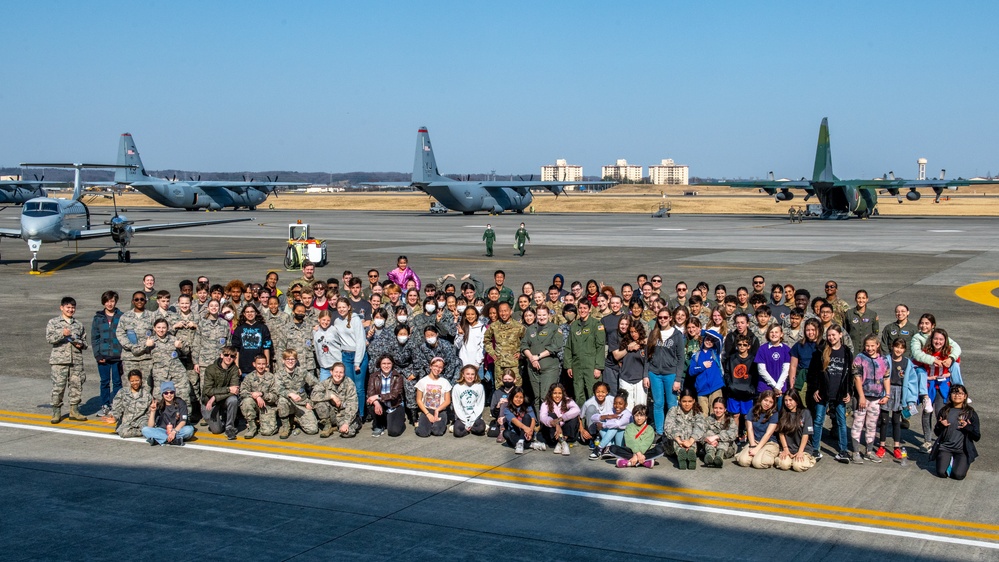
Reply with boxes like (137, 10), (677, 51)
(541, 159), (583, 182)
(648, 158), (689, 185)
(601, 159), (643, 182)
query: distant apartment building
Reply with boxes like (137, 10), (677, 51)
(648, 159), (689, 185)
(601, 159), (643, 182)
(541, 159), (583, 182)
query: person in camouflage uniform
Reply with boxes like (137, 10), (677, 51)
(202, 346), (241, 439)
(275, 349), (319, 438)
(409, 325), (460, 384)
(311, 362), (360, 438)
(823, 280), (850, 326)
(102, 370), (152, 438)
(702, 398), (739, 467)
(285, 302), (318, 379)
(239, 354), (279, 439)
(46, 296), (88, 423)
(484, 302), (526, 383)
(116, 291), (155, 392)
(262, 296), (290, 363)
(149, 318), (192, 405)
(173, 295), (201, 419)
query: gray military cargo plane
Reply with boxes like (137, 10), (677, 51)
(696, 118), (991, 219)
(406, 127), (613, 214)
(0, 163), (250, 272)
(0, 175), (69, 205)
(114, 133), (305, 210)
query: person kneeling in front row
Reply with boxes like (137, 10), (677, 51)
(101, 370), (152, 438)
(141, 381), (195, 446)
(312, 362), (360, 438)
(202, 346), (241, 440)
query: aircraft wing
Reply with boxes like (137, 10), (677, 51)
(194, 181), (307, 195)
(0, 228), (22, 238)
(0, 180), (71, 188)
(694, 180), (812, 189)
(71, 217), (252, 239)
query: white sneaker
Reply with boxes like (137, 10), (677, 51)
(531, 441), (547, 451)
(553, 441), (563, 454)
(561, 439), (571, 456)
(515, 439), (525, 454)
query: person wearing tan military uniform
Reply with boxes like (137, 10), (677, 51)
(46, 297), (88, 423)
(484, 302), (526, 384)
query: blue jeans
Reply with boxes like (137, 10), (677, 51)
(141, 425), (195, 445)
(342, 351), (368, 418)
(598, 427), (625, 447)
(813, 400), (848, 453)
(98, 360), (122, 407)
(648, 371), (677, 434)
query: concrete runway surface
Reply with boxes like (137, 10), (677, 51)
(1, 209), (997, 560)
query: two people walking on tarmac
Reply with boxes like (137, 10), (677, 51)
(482, 223), (530, 257)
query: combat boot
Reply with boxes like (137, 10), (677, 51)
(279, 417), (291, 439)
(68, 404), (87, 421)
(319, 420), (335, 438)
(51, 406), (62, 424)
(244, 420), (258, 439)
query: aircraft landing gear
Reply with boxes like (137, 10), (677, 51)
(117, 246), (131, 263)
(30, 256), (38, 272)
(515, 209), (524, 214)
(249, 206), (257, 211)
(463, 211), (474, 216)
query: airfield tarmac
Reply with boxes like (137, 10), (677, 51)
(1, 209), (998, 560)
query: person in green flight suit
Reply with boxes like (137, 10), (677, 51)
(515, 222), (530, 257)
(483, 224), (496, 257)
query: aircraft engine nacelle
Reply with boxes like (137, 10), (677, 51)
(906, 190), (921, 201)
(775, 189), (794, 202)
(109, 219), (134, 244)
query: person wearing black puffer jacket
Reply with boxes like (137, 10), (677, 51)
(806, 324), (854, 463)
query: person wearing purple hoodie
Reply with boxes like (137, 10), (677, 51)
(755, 324), (791, 400)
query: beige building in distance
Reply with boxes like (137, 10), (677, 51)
(648, 158), (689, 185)
(601, 159), (643, 182)
(541, 159), (583, 182)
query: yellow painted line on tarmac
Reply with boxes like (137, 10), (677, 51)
(2, 409), (997, 542)
(955, 280), (999, 310)
(27, 253), (86, 276)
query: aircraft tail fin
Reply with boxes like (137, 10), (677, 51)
(116, 133), (149, 183)
(413, 127), (444, 184)
(812, 118), (837, 183)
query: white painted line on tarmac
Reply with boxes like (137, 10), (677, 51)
(655, 228), (687, 231)
(929, 230), (963, 233)
(2, 420), (996, 550)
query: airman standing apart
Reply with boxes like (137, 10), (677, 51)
(47, 297), (88, 423)
(565, 300), (606, 403)
(483, 224), (496, 257)
(515, 222), (530, 256)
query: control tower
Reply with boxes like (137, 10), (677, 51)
(917, 158), (928, 180)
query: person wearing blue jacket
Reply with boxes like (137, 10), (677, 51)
(687, 330), (726, 415)
(876, 338), (919, 461)
(92, 290), (124, 418)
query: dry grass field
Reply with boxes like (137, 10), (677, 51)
(83, 184), (999, 216)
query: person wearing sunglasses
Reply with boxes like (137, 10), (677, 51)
(202, 346), (241, 439)
(141, 380), (194, 446)
(115, 291), (156, 392)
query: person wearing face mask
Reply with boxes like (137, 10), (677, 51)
(393, 306), (410, 329)
(368, 324), (416, 424)
(201, 346), (241, 439)
(366, 308), (388, 344)
(116, 291), (156, 392)
(411, 297), (440, 341)
(410, 325), (460, 386)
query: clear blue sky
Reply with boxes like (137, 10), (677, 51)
(3, 1), (997, 179)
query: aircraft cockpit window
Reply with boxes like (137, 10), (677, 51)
(23, 201), (60, 216)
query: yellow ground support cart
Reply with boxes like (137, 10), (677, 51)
(284, 222), (328, 270)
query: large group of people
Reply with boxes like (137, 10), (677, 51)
(45, 260), (980, 480)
